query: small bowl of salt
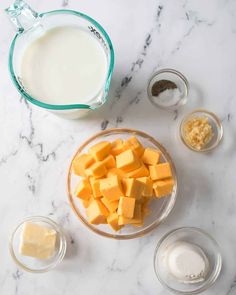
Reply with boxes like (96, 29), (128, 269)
(153, 227), (222, 294)
(147, 69), (188, 110)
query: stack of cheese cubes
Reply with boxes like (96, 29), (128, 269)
(73, 136), (174, 231)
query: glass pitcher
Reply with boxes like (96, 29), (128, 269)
(5, 0), (114, 119)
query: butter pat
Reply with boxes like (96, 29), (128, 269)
(19, 222), (57, 259)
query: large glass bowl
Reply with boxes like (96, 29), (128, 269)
(67, 128), (178, 239)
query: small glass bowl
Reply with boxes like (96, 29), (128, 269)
(180, 109), (223, 152)
(153, 227), (222, 294)
(67, 128), (178, 240)
(9, 216), (67, 273)
(147, 69), (189, 110)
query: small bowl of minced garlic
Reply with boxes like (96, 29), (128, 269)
(179, 109), (223, 152)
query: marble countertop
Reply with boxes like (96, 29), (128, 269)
(0, 0), (236, 294)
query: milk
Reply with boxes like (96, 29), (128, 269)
(20, 26), (108, 105)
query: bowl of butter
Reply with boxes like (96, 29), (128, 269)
(9, 216), (67, 272)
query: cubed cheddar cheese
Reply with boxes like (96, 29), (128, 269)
(110, 139), (125, 156)
(117, 197), (135, 218)
(75, 179), (92, 200)
(73, 153), (95, 176)
(86, 199), (109, 224)
(90, 178), (102, 198)
(89, 141), (111, 161)
(100, 175), (124, 201)
(125, 163), (149, 178)
(153, 178), (174, 198)
(107, 167), (125, 179)
(149, 162), (172, 180)
(82, 197), (94, 208)
(122, 178), (144, 199)
(102, 154), (116, 169)
(116, 149), (140, 172)
(137, 177), (153, 196)
(141, 199), (151, 217)
(101, 198), (119, 213)
(85, 162), (107, 178)
(141, 148), (161, 165)
(107, 213), (123, 231)
(127, 136), (144, 157)
(118, 204), (143, 225)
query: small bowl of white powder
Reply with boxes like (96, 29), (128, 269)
(153, 227), (222, 294)
(147, 69), (188, 110)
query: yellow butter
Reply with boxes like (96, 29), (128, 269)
(19, 222), (57, 259)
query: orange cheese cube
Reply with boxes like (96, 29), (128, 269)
(101, 198), (119, 213)
(86, 199), (109, 224)
(153, 178), (174, 198)
(116, 149), (140, 172)
(149, 162), (172, 180)
(75, 179), (92, 200)
(122, 178), (144, 199)
(141, 199), (151, 217)
(107, 167), (125, 179)
(85, 162), (107, 178)
(100, 176), (124, 201)
(125, 163), (149, 178)
(127, 136), (144, 157)
(141, 148), (161, 165)
(89, 141), (111, 161)
(117, 197), (135, 218)
(118, 204), (142, 225)
(137, 177), (153, 196)
(110, 139), (125, 156)
(107, 213), (123, 231)
(102, 154), (116, 169)
(73, 153), (95, 176)
(82, 197), (94, 208)
(90, 178), (102, 198)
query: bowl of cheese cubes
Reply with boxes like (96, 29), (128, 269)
(67, 128), (177, 239)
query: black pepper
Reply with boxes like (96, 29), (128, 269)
(151, 79), (177, 97)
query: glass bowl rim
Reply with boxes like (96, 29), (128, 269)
(153, 226), (222, 294)
(147, 68), (189, 110)
(8, 9), (114, 111)
(67, 128), (178, 240)
(179, 109), (223, 152)
(9, 215), (67, 273)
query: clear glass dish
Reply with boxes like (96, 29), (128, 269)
(180, 109), (223, 152)
(9, 216), (67, 273)
(154, 227), (222, 294)
(6, 0), (114, 119)
(147, 69), (189, 110)
(67, 128), (178, 240)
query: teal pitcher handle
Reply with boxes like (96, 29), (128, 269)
(5, 0), (39, 33)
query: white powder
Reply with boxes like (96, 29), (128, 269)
(152, 88), (182, 107)
(164, 242), (209, 284)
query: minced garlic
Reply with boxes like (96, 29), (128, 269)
(183, 116), (213, 150)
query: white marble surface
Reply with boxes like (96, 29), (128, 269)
(0, 0), (236, 294)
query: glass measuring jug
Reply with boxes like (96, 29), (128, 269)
(6, 0), (114, 119)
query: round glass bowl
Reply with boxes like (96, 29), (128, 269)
(9, 216), (67, 273)
(67, 128), (178, 240)
(147, 69), (189, 110)
(180, 109), (223, 152)
(154, 227), (222, 294)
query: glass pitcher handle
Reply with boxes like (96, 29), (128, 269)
(5, 0), (39, 33)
